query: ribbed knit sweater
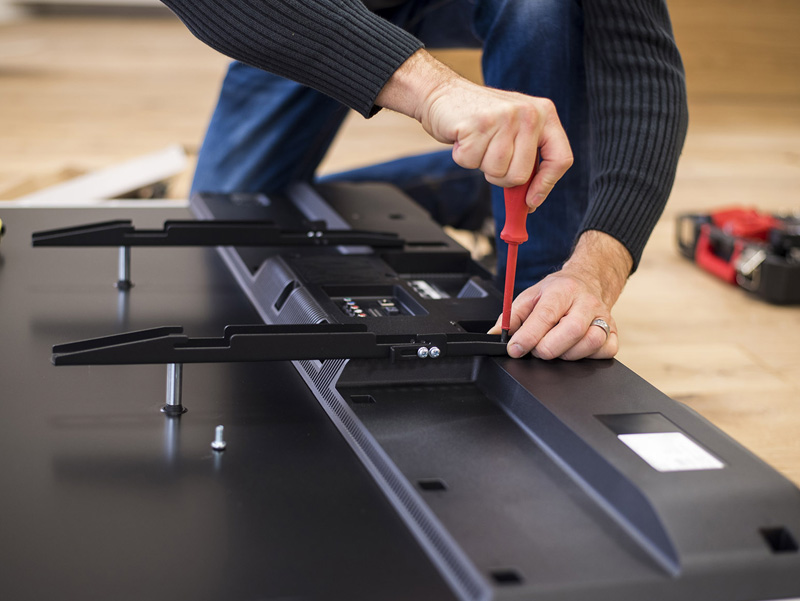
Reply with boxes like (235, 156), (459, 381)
(161, 0), (688, 270)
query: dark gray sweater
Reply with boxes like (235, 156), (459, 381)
(160, 0), (688, 270)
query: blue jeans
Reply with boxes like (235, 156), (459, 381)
(192, 0), (589, 291)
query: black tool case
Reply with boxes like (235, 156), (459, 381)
(676, 210), (800, 304)
(1, 183), (798, 600)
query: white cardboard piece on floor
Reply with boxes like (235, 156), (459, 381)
(13, 145), (187, 206)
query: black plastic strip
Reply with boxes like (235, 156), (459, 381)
(32, 220), (404, 248)
(52, 325), (507, 366)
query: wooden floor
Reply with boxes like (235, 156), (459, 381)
(0, 2), (798, 484)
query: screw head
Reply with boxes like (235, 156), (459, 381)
(429, 346), (441, 358)
(211, 425), (227, 451)
(417, 347), (429, 359)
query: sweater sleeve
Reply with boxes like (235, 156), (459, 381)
(160, 0), (423, 117)
(579, 0), (689, 271)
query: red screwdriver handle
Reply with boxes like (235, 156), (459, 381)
(500, 158), (537, 245)
(500, 182), (530, 245)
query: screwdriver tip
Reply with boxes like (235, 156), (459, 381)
(500, 329), (509, 343)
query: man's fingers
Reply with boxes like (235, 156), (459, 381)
(482, 108), (546, 190)
(479, 132), (516, 183)
(587, 333), (618, 360)
(506, 289), (569, 358)
(527, 161), (567, 209)
(465, 116), (538, 188)
(498, 112), (540, 187)
(440, 88), (566, 192)
(530, 313), (593, 360)
(527, 113), (573, 209)
(495, 268), (621, 361)
(558, 316), (619, 360)
(451, 133), (486, 170)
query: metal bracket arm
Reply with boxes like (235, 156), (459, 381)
(51, 324), (508, 366)
(32, 220), (404, 248)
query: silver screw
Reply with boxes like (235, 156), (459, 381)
(429, 346), (441, 358)
(211, 425), (227, 451)
(417, 347), (429, 359)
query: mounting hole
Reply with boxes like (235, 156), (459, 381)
(490, 569), (523, 585)
(389, 213), (404, 220)
(350, 394), (376, 404)
(761, 527), (799, 553)
(417, 478), (447, 492)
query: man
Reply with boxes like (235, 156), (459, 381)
(160, 0), (688, 360)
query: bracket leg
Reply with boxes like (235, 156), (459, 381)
(162, 363), (187, 416)
(116, 246), (133, 290)
(164, 413), (180, 463)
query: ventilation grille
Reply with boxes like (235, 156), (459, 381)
(254, 258), (328, 325)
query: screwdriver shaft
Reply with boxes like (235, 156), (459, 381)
(501, 242), (518, 343)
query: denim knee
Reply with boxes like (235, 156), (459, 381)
(473, 0), (577, 45)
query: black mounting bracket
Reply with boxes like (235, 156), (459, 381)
(32, 219), (404, 288)
(52, 324), (508, 414)
(31, 219), (404, 248)
(52, 323), (506, 366)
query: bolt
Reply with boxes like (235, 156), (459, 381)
(211, 425), (227, 451)
(429, 346), (441, 358)
(417, 347), (429, 359)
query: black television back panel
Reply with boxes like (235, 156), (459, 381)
(192, 183), (800, 601)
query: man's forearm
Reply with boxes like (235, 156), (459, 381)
(161, 0), (422, 117)
(562, 230), (633, 309)
(375, 49), (453, 119)
(580, 0), (689, 270)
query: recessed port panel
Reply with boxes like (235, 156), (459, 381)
(324, 285), (428, 318)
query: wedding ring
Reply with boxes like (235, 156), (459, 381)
(591, 318), (611, 341)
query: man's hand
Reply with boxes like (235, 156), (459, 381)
(489, 231), (633, 360)
(376, 49), (573, 211)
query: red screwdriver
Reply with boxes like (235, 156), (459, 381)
(499, 160), (537, 343)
